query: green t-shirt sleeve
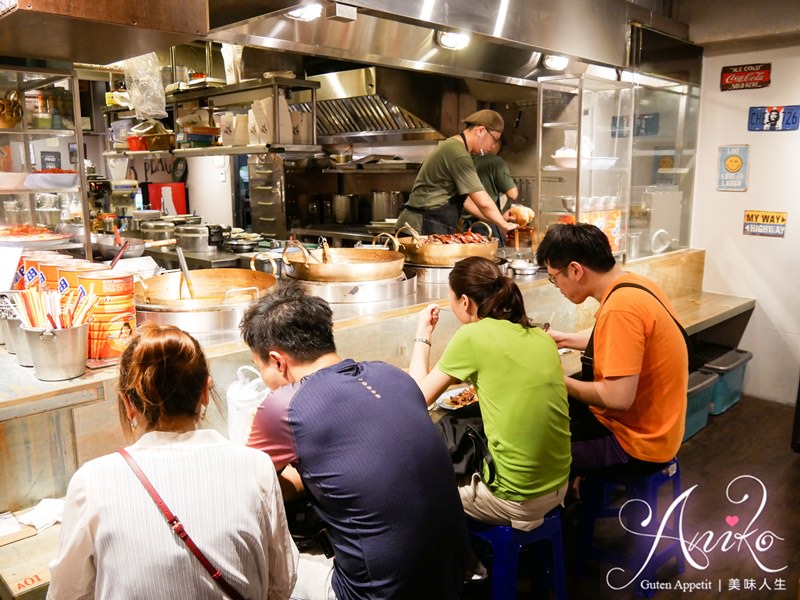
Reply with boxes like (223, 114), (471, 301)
(437, 326), (478, 383)
(495, 159), (517, 195)
(451, 152), (485, 196)
(409, 139), (483, 209)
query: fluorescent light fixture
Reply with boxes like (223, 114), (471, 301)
(287, 3), (323, 22)
(542, 54), (570, 71)
(436, 31), (471, 50)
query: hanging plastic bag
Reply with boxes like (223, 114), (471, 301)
(123, 52), (167, 121)
(226, 365), (269, 444)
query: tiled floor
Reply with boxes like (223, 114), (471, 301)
(463, 396), (800, 599)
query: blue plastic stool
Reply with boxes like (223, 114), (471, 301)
(576, 458), (686, 598)
(467, 508), (568, 600)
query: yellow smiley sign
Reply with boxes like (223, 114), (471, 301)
(725, 155), (743, 173)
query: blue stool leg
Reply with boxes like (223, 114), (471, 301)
(486, 529), (521, 600)
(546, 524), (569, 600)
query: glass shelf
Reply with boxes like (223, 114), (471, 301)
(537, 75), (634, 255)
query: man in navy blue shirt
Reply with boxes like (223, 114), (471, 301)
(241, 283), (468, 600)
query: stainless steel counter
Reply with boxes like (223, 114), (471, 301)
(144, 247), (242, 270)
(291, 224), (376, 247)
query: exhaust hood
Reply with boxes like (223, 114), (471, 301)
(290, 66), (452, 144)
(208, 0), (631, 86)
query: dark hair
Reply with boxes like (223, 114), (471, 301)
(117, 322), (210, 434)
(240, 281), (336, 363)
(535, 223), (616, 272)
(449, 256), (534, 327)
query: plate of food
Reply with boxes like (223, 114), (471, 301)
(436, 386), (478, 410)
(0, 225), (72, 247)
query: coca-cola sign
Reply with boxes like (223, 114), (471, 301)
(721, 63), (771, 91)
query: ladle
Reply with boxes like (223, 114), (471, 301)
(175, 246), (196, 299)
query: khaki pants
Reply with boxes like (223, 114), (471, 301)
(459, 474), (568, 531)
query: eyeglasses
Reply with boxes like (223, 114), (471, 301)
(486, 130), (501, 147)
(547, 265), (569, 285)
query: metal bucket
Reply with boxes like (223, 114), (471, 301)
(332, 194), (358, 224)
(371, 191), (404, 221)
(2, 316), (20, 354)
(21, 324), (89, 381)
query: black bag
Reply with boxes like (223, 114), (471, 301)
(434, 402), (495, 485)
(284, 496), (334, 558)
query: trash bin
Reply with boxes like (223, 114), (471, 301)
(702, 348), (753, 415)
(684, 370), (719, 441)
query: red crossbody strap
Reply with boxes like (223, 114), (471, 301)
(118, 448), (246, 600)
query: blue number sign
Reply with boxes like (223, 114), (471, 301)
(748, 105), (800, 131)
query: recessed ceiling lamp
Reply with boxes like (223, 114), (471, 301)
(542, 54), (570, 71)
(287, 2), (324, 22)
(436, 31), (471, 50)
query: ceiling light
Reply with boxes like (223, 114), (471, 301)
(287, 3), (323, 22)
(436, 31), (471, 51)
(542, 54), (570, 71)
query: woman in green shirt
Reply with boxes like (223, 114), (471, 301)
(409, 256), (570, 531)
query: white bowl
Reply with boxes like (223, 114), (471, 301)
(587, 156), (618, 170)
(551, 156), (618, 170)
(0, 172), (29, 189)
(552, 155), (577, 169)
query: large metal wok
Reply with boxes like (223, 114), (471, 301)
(134, 268), (276, 309)
(396, 223), (499, 266)
(134, 267), (278, 342)
(281, 236), (405, 282)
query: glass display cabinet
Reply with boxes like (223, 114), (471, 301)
(536, 75), (634, 258)
(0, 64), (89, 254)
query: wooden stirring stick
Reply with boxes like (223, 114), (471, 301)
(514, 228), (520, 254)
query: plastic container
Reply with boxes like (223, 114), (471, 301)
(703, 348), (753, 415)
(684, 370), (718, 441)
(226, 366), (269, 444)
(38, 256), (78, 291)
(21, 324), (89, 381)
(57, 263), (110, 298)
(127, 135), (147, 151)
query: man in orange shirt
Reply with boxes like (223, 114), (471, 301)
(536, 223), (688, 478)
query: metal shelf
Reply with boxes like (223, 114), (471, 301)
(0, 187), (79, 194)
(0, 127), (78, 137)
(166, 76), (320, 105)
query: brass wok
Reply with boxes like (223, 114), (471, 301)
(282, 237), (405, 282)
(396, 223), (499, 266)
(134, 268), (276, 309)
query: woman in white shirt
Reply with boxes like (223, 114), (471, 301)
(48, 322), (298, 600)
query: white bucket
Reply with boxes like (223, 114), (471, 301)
(226, 365), (269, 444)
(21, 324), (89, 381)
